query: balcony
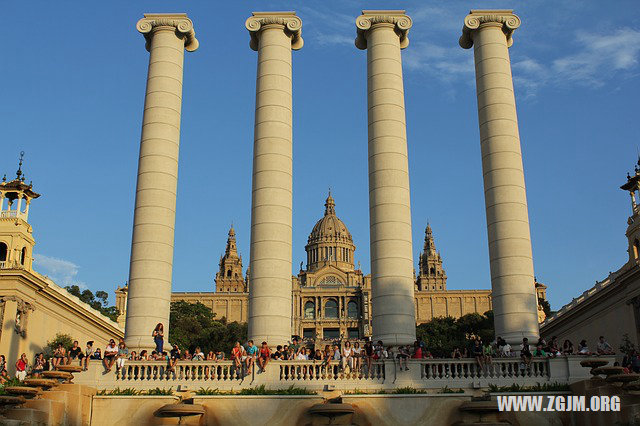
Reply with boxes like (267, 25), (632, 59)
(73, 356), (599, 392)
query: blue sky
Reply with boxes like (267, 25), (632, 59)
(1, 1), (638, 313)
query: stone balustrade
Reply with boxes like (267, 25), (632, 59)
(72, 355), (603, 392)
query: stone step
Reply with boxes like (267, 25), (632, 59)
(56, 365), (83, 373)
(5, 386), (42, 398)
(23, 378), (59, 389)
(0, 395), (27, 407)
(42, 370), (73, 382)
(3, 407), (48, 426)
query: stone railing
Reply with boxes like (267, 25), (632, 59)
(419, 358), (549, 380)
(73, 355), (603, 392)
(0, 261), (6, 269)
(0, 210), (20, 219)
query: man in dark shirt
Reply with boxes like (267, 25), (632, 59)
(168, 344), (180, 371)
(271, 345), (284, 360)
(68, 340), (83, 366)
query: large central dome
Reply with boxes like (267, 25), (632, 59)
(309, 194), (353, 243)
(305, 193), (356, 272)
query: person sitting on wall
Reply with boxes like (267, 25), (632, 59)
(396, 345), (410, 371)
(532, 344), (547, 357)
(520, 338), (533, 369)
(364, 341), (375, 373)
(15, 353), (28, 381)
(483, 341), (495, 366)
(168, 344), (181, 372)
(245, 340), (259, 374)
(116, 341), (129, 372)
(471, 338), (485, 371)
(33, 353), (45, 377)
(412, 341), (423, 359)
(258, 341), (271, 373)
(451, 347), (463, 359)
(193, 347), (205, 361)
(272, 345), (285, 360)
(103, 339), (118, 372)
(562, 339), (574, 355)
(68, 340), (83, 366)
(289, 338), (301, 356)
(52, 344), (67, 369)
(578, 340), (591, 356)
(231, 341), (245, 372)
(91, 348), (102, 360)
(82, 341), (94, 371)
(547, 336), (560, 357)
(501, 341), (513, 357)
(597, 336), (615, 355)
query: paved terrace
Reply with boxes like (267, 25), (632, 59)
(74, 356), (599, 391)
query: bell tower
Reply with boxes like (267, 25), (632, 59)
(0, 152), (40, 272)
(214, 226), (247, 293)
(621, 158), (640, 265)
(416, 224), (447, 291)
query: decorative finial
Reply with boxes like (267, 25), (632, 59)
(1, 175), (5, 182)
(324, 191), (336, 216)
(16, 151), (24, 180)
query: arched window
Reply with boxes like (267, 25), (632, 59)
(227, 269), (232, 278)
(20, 247), (26, 265)
(304, 301), (315, 319)
(0, 242), (7, 262)
(347, 301), (358, 319)
(430, 267), (436, 275)
(325, 300), (338, 319)
(234, 273), (239, 279)
(634, 239), (640, 260)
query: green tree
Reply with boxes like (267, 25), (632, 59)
(415, 311), (495, 357)
(538, 298), (551, 317)
(65, 285), (119, 322)
(45, 333), (73, 357)
(169, 301), (247, 355)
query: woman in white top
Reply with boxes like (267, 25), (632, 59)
(342, 341), (353, 371)
(352, 342), (362, 373)
(296, 348), (309, 360)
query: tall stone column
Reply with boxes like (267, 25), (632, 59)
(125, 14), (198, 351)
(355, 10), (416, 346)
(460, 10), (539, 344)
(245, 12), (303, 345)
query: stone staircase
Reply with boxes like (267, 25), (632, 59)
(0, 365), (95, 425)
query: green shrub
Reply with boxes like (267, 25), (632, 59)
(146, 387), (173, 396)
(391, 386), (429, 394)
(196, 387), (223, 395)
(96, 387), (141, 396)
(488, 382), (570, 393)
(438, 386), (465, 394)
(45, 333), (74, 357)
(238, 384), (315, 395)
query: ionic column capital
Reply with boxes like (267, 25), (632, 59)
(355, 10), (412, 50)
(459, 9), (521, 49)
(245, 12), (303, 51)
(137, 13), (199, 52)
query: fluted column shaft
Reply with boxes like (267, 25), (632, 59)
(125, 14), (198, 351)
(356, 11), (416, 346)
(460, 10), (539, 344)
(246, 12), (303, 345)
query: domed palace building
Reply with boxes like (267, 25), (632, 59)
(115, 194), (547, 341)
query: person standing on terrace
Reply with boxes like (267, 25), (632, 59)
(152, 323), (164, 353)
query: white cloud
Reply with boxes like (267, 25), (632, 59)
(33, 254), (87, 289)
(552, 28), (640, 85)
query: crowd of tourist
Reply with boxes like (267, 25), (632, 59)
(0, 322), (626, 382)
